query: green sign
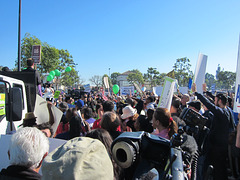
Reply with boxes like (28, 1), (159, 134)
(0, 94), (5, 116)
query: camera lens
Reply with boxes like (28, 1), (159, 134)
(116, 148), (127, 163)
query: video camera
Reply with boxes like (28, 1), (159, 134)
(179, 107), (208, 135)
(111, 131), (186, 180)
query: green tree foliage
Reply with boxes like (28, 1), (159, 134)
(39, 43), (60, 74)
(144, 67), (160, 87)
(173, 57), (193, 86)
(58, 49), (75, 72)
(20, 33), (41, 68)
(111, 72), (121, 85)
(155, 73), (166, 86)
(127, 69), (144, 85)
(216, 71), (236, 90)
(205, 73), (216, 90)
(61, 68), (79, 88)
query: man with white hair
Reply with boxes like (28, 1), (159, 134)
(0, 127), (49, 180)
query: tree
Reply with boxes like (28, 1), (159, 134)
(20, 33), (41, 68)
(127, 69), (144, 85)
(216, 71), (236, 90)
(20, 33), (60, 76)
(110, 72), (120, 85)
(205, 73), (216, 90)
(61, 68), (79, 88)
(155, 73), (166, 86)
(39, 43), (60, 74)
(144, 67), (160, 87)
(89, 75), (103, 88)
(58, 49), (75, 72)
(173, 57), (193, 86)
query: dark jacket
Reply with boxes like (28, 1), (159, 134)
(195, 92), (230, 151)
(0, 165), (41, 180)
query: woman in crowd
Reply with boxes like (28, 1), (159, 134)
(121, 105), (139, 132)
(101, 111), (122, 140)
(152, 108), (178, 140)
(81, 107), (96, 129)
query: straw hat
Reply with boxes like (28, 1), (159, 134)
(121, 105), (137, 120)
(23, 112), (37, 120)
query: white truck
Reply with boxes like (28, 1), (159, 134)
(0, 71), (37, 134)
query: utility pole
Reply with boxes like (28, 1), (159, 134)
(17, 0), (22, 71)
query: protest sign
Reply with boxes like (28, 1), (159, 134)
(158, 77), (176, 110)
(120, 86), (135, 96)
(133, 82), (143, 96)
(193, 53), (208, 94)
(234, 36), (240, 113)
(34, 95), (63, 135)
(179, 87), (188, 94)
(103, 77), (110, 89)
(53, 90), (61, 99)
(83, 84), (91, 93)
(153, 86), (163, 96)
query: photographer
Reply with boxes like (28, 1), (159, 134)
(192, 83), (230, 180)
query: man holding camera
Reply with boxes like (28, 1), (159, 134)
(192, 83), (230, 180)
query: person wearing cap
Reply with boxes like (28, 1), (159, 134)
(121, 105), (138, 132)
(22, 58), (42, 96)
(0, 127), (49, 180)
(192, 83), (230, 180)
(41, 137), (113, 180)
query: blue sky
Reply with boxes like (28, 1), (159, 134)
(0, 0), (239, 84)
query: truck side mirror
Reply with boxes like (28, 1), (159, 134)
(11, 87), (22, 121)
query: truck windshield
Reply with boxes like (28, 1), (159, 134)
(0, 82), (6, 121)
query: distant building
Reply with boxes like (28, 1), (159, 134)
(117, 71), (132, 87)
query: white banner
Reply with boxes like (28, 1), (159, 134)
(158, 77), (176, 110)
(193, 53), (208, 94)
(103, 77), (110, 89)
(153, 86), (163, 96)
(34, 95), (63, 135)
(234, 36), (240, 113)
(120, 86), (135, 96)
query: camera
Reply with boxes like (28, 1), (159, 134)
(179, 107), (207, 133)
(111, 131), (186, 179)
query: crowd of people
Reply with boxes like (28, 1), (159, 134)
(0, 79), (240, 179)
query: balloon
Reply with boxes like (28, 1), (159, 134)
(55, 69), (61, 77)
(47, 75), (53, 81)
(65, 66), (72, 72)
(112, 84), (119, 94)
(49, 71), (55, 76)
